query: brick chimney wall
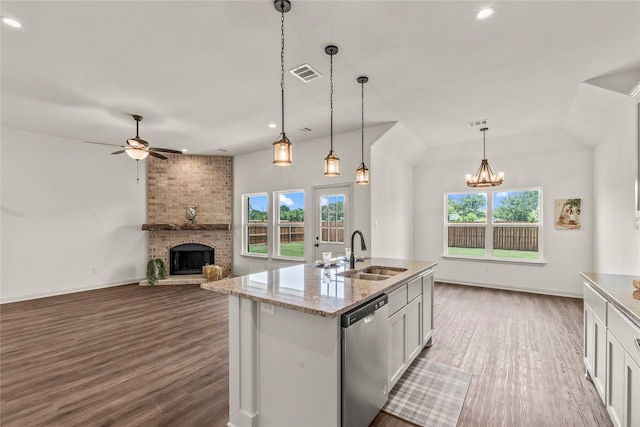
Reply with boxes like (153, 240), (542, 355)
(146, 154), (233, 276)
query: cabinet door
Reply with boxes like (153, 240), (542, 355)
(624, 353), (640, 427)
(584, 306), (595, 376)
(607, 331), (625, 427)
(388, 307), (407, 390)
(422, 273), (434, 347)
(407, 296), (422, 364)
(593, 313), (607, 402)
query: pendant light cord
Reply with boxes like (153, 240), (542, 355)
(330, 52), (334, 152)
(280, 5), (285, 133)
(361, 80), (364, 163)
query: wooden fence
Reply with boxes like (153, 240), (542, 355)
(248, 224), (304, 246)
(493, 226), (538, 251)
(448, 226), (485, 249)
(448, 226), (538, 251)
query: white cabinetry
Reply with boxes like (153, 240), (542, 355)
(583, 282), (607, 400)
(422, 270), (434, 347)
(407, 296), (422, 363)
(606, 304), (640, 427)
(606, 330), (625, 427)
(387, 272), (434, 391)
(388, 305), (407, 389)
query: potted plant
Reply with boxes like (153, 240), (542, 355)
(146, 259), (166, 285)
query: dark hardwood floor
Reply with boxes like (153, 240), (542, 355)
(1, 282), (611, 426)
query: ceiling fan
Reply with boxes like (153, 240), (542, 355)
(84, 114), (183, 160)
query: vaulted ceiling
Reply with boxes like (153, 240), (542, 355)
(2, 1), (639, 157)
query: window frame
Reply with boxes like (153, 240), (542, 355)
(273, 189), (305, 261)
(242, 192), (269, 258)
(443, 187), (544, 264)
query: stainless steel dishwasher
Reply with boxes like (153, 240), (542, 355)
(341, 294), (389, 427)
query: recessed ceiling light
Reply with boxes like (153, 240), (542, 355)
(269, 123), (277, 128)
(2, 17), (22, 28)
(477, 8), (494, 20)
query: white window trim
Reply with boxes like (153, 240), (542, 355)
(241, 192), (269, 258)
(273, 189), (305, 262)
(443, 187), (545, 263)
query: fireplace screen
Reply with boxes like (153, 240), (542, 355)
(170, 243), (214, 275)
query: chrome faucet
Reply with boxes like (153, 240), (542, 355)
(350, 230), (367, 270)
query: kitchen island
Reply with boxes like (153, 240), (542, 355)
(202, 257), (436, 427)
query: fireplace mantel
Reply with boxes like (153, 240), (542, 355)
(142, 223), (231, 231)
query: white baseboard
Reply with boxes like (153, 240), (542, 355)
(0, 278), (145, 304)
(436, 277), (583, 299)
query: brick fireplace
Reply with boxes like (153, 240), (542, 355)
(145, 154), (233, 277)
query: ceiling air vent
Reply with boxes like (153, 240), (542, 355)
(467, 119), (488, 128)
(290, 64), (323, 82)
(299, 127), (312, 132)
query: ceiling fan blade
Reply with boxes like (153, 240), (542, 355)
(111, 150), (126, 155)
(149, 147), (183, 154)
(84, 141), (126, 148)
(148, 151), (168, 160)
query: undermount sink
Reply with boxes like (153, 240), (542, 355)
(360, 266), (407, 276)
(335, 271), (391, 281)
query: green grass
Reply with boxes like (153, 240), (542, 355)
(249, 242), (305, 258)
(447, 247), (486, 256)
(448, 247), (539, 260)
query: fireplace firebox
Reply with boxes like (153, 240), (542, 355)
(170, 243), (214, 275)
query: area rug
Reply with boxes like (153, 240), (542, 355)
(382, 359), (472, 427)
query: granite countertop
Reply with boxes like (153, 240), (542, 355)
(581, 272), (640, 328)
(201, 257), (437, 318)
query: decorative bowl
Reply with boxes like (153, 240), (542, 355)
(633, 279), (640, 290)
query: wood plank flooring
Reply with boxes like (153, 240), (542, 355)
(1, 282), (611, 426)
(372, 283), (612, 427)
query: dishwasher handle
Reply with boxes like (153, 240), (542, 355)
(342, 294), (388, 328)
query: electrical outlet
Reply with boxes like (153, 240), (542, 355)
(92, 267), (98, 274)
(92, 211), (99, 219)
(105, 211), (112, 219)
(261, 302), (275, 315)
(484, 266), (490, 273)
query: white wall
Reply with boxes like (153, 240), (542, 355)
(414, 129), (593, 297)
(232, 124), (393, 276)
(370, 123), (424, 259)
(593, 103), (640, 275)
(1, 127), (148, 302)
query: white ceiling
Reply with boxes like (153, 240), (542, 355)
(2, 1), (639, 156)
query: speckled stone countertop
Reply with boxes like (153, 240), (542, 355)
(581, 272), (640, 328)
(201, 258), (437, 318)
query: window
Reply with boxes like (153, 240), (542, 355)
(320, 194), (345, 244)
(275, 190), (305, 259)
(243, 193), (268, 256)
(446, 189), (542, 261)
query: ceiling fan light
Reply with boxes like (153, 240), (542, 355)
(126, 148), (149, 160)
(273, 134), (292, 166)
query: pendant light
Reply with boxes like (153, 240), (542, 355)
(272, 0), (292, 166)
(465, 127), (504, 187)
(356, 76), (370, 185)
(324, 45), (340, 176)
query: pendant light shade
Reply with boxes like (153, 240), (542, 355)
(356, 76), (370, 185)
(465, 127), (504, 187)
(273, 0), (292, 166)
(324, 45), (340, 176)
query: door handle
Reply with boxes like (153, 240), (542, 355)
(314, 243), (319, 247)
